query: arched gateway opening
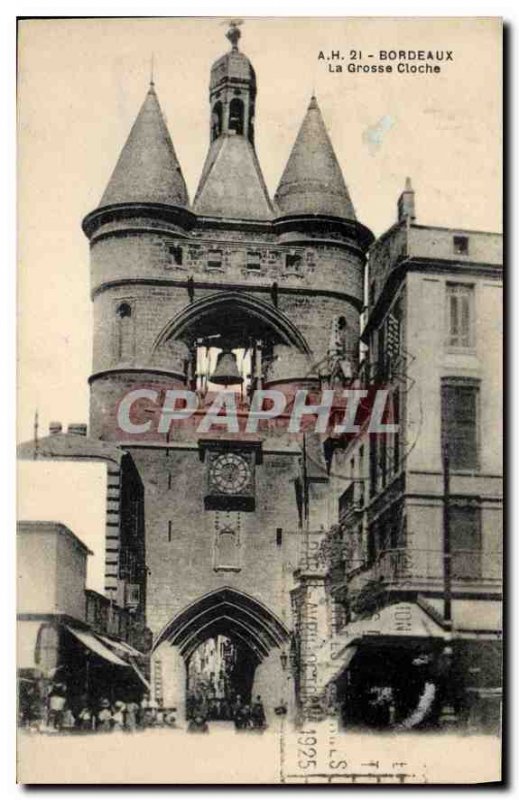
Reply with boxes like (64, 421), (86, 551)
(152, 588), (290, 722)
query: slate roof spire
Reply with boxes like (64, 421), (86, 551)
(99, 81), (189, 208)
(274, 95), (356, 220)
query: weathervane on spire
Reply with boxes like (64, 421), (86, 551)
(226, 19), (243, 50)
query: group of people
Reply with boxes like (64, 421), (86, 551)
(76, 694), (177, 732)
(187, 693), (267, 733)
(19, 681), (177, 734)
(233, 695), (267, 731)
(21, 679), (270, 734)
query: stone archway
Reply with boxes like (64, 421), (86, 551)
(152, 587), (293, 724)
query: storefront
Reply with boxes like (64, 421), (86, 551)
(17, 617), (149, 729)
(326, 601), (502, 733)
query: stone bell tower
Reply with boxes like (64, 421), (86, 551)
(82, 23), (373, 721)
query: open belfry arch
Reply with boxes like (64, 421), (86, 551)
(152, 291), (312, 356)
(82, 20), (373, 720)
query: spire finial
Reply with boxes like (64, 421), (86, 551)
(226, 19), (243, 50)
(405, 176), (413, 191)
(149, 53), (155, 89)
(309, 93), (318, 110)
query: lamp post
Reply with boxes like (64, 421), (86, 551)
(441, 443), (457, 728)
(442, 446), (452, 634)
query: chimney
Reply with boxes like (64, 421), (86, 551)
(49, 421), (62, 435)
(397, 176), (416, 223)
(68, 423), (87, 436)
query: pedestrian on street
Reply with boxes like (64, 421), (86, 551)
(112, 700), (126, 731)
(125, 700), (139, 732)
(164, 708), (177, 728)
(187, 713), (209, 733)
(251, 695), (267, 730)
(235, 703), (252, 730)
(47, 682), (67, 731)
(77, 700), (93, 732)
(97, 698), (112, 732)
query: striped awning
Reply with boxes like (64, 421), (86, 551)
(66, 626), (129, 667)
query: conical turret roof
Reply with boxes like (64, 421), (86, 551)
(99, 83), (189, 208)
(274, 96), (356, 220)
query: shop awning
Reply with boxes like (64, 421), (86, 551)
(129, 659), (151, 690)
(97, 634), (144, 658)
(323, 602), (446, 686)
(324, 599), (502, 688)
(66, 626), (129, 666)
(342, 602), (445, 646)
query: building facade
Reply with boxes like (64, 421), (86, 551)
(17, 520), (149, 728)
(322, 183), (503, 730)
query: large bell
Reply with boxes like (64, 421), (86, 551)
(210, 350), (243, 386)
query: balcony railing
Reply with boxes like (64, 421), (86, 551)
(371, 548), (502, 584)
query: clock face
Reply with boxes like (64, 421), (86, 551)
(210, 453), (251, 495)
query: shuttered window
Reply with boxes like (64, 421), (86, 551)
(446, 283), (474, 348)
(441, 380), (479, 470)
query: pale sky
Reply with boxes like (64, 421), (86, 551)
(18, 461), (107, 593)
(18, 17), (502, 443)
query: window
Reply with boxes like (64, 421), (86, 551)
(207, 249), (223, 270)
(441, 379), (479, 470)
(116, 302), (133, 361)
(285, 252), (302, 272)
(168, 245), (183, 266)
(247, 250), (261, 271)
(126, 583), (141, 608)
(446, 283), (474, 348)
(212, 101), (222, 140)
(276, 528), (283, 547)
(453, 235), (469, 256)
(450, 502), (481, 579)
(229, 98), (244, 135)
(117, 302), (131, 318)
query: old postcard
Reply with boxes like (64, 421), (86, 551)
(17, 16), (503, 784)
